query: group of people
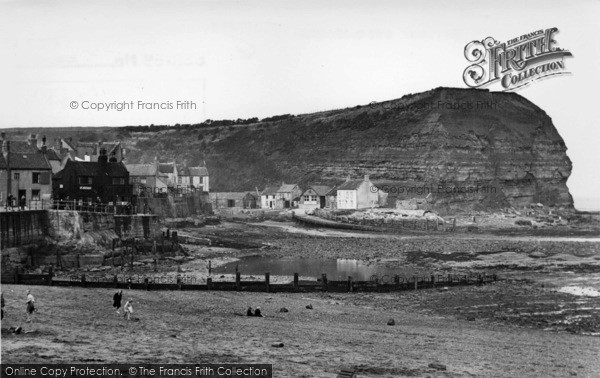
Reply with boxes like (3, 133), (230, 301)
(112, 290), (134, 320)
(247, 306), (264, 317)
(4, 194), (27, 211)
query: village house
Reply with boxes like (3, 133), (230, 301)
(260, 183), (302, 209)
(158, 162), (178, 187)
(298, 185), (332, 211)
(260, 186), (280, 209)
(277, 183), (302, 208)
(52, 148), (132, 204)
(210, 192), (258, 209)
(176, 163), (209, 192)
(125, 160), (169, 196)
(0, 139), (53, 210)
(335, 175), (383, 210)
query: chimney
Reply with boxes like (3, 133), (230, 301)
(2, 140), (9, 157)
(364, 174), (369, 182)
(98, 147), (108, 164)
(28, 134), (38, 149)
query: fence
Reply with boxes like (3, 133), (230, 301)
(4, 269), (498, 293)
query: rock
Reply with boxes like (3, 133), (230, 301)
(279, 307), (289, 313)
(466, 316), (476, 321)
(387, 318), (395, 326)
(306, 304), (313, 310)
(515, 219), (532, 226)
(428, 363), (447, 371)
(13, 326), (22, 334)
(271, 342), (284, 348)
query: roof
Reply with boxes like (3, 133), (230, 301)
(336, 180), (366, 191)
(65, 160), (129, 177)
(125, 164), (157, 176)
(188, 167), (208, 176)
(158, 163), (175, 174)
(261, 186), (280, 196)
(4, 141), (39, 153)
(44, 149), (61, 161)
(0, 152), (52, 170)
(277, 183), (298, 193)
(302, 185), (332, 196)
(210, 192), (257, 201)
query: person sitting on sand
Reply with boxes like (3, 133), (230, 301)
(113, 290), (123, 315)
(26, 290), (35, 322)
(123, 299), (134, 321)
(254, 307), (264, 317)
(246, 306), (253, 316)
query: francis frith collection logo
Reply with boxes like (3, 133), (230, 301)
(463, 27), (572, 91)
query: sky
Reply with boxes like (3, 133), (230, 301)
(0, 0), (598, 210)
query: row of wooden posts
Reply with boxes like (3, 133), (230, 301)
(10, 268), (498, 293)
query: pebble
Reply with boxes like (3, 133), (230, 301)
(387, 318), (395, 326)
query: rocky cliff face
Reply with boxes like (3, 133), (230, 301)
(131, 87), (574, 212)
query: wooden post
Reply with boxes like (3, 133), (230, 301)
(177, 276), (182, 290)
(431, 275), (435, 288)
(48, 266), (53, 286)
(81, 274), (86, 287)
(294, 273), (299, 292)
(321, 274), (327, 292)
(113, 274), (118, 288)
(144, 277), (149, 291)
(265, 272), (270, 293)
(347, 276), (353, 292)
(208, 260), (211, 275)
(452, 218), (456, 231)
(235, 272), (241, 291)
(207, 277), (212, 290)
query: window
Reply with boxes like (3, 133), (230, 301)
(227, 199), (235, 208)
(31, 190), (40, 201)
(178, 177), (182, 184)
(13, 173), (20, 180)
(140, 178), (147, 184)
(112, 178), (125, 185)
(304, 195), (311, 202)
(79, 177), (92, 185)
(32, 172), (40, 184)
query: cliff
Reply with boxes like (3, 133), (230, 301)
(190, 87), (572, 211)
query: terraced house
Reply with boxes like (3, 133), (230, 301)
(0, 139), (53, 210)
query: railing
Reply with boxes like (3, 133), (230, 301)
(51, 200), (135, 214)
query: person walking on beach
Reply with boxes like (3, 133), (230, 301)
(123, 298), (134, 321)
(113, 290), (123, 315)
(26, 290), (35, 322)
